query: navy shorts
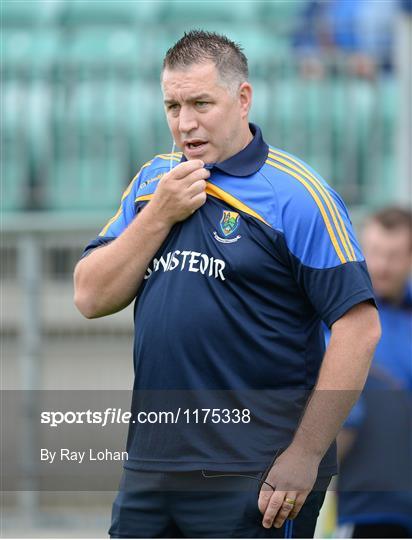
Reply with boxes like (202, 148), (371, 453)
(109, 469), (331, 538)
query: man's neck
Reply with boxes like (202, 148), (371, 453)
(241, 126), (254, 149)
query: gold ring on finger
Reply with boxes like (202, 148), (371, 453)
(285, 498), (296, 506)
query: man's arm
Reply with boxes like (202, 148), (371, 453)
(258, 301), (381, 529)
(74, 160), (209, 318)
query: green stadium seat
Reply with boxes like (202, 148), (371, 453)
(2, 0), (394, 214)
(158, 0), (254, 25)
(133, 2), (163, 23)
(342, 79), (379, 200)
(1, 81), (30, 211)
(257, 1), (303, 33)
(127, 80), (170, 164)
(225, 26), (290, 68)
(260, 76), (334, 187)
(139, 30), (177, 73)
(60, 0), (137, 26)
(327, 79), (347, 182)
(46, 123), (131, 212)
(368, 78), (398, 205)
(62, 28), (141, 69)
(2, 0), (61, 27)
(249, 79), (271, 134)
(45, 73), (136, 211)
(296, 80), (328, 177)
(267, 77), (298, 150)
(1, 30), (33, 69)
(2, 29), (59, 76)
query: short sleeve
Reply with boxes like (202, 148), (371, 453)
(282, 178), (377, 327)
(81, 168), (143, 258)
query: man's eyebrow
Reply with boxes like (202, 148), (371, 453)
(164, 93), (212, 105)
(190, 93), (212, 101)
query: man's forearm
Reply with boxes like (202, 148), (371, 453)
(74, 204), (172, 318)
(289, 303), (380, 460)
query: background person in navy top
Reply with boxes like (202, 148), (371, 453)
(336, 207), (412, 538)
(74, 31), (380, 538)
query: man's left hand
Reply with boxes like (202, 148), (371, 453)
(258, 445), (321, 529)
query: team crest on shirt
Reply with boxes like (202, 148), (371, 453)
(213, 210), (242, 244)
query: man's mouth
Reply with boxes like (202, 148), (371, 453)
(188, 142), (205, 148)
(184, 140), (208, 150)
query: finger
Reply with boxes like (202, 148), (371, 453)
(179, 168), (210, 187)
(258, 482), (274, 515)
(187, 180), (207, 198)
(288, 492), (309, 520)
(170, 160), (205, 179)
(273, 492), (298, 529)
(189, 192), (207, 212)
(262, 490), (286, 529)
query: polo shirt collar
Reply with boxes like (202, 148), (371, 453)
(179, 123), (268, 177)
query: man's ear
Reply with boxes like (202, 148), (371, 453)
(238, 82), (253, 118)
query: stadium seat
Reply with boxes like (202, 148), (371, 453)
(1, 29), (33, 72)
(228, 26), (290, 68)
(249, 79), (272, 135)
(59, 0), (137, 26)
(1, 0), (395, 213)
(133, 2), (168, 24)
(2, 0), (61, 27)
(2, 28), (59, 76)
(2, 81), (30, 211)
(46, 131), (131, 212)
(257, 1), (303, 35)
(368, 78), (398, 205)
(158, 0), (253, 25)
(127, 80), (170, 164)
(45, 76), (132, 211)
(62, 28), (140, 69)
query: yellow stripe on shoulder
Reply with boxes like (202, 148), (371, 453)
(206, 183), (269, 226)
(99, 206), (123, 237)
(266, 158), (347, 264)
(268, 149), (356, 262)
(135, 194), (154, 203)
(136, 184), (269, 226)
(120, 160), (151, 202)
(99, 160), (152, 236)
(157, 151), (182, 157)
(156, 153), (182, 162)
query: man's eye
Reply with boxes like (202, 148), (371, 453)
(168, 104), (180, 112)
(196, 101), (208, 108)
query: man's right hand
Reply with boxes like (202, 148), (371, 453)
(147, 159), (210, 226)
(74, 160), (209, 319)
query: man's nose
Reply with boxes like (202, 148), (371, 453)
(178, 106), (198, 134)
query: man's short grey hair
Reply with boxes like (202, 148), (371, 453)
(162, 30), (249, 93)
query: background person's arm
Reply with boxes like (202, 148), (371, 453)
(74, 160), (209, 318)
(336, 428), (357, 463)
(258, 301), (381, 529)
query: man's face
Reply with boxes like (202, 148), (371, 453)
(162, 61), (252, 163)
(362, 221), (412, 301)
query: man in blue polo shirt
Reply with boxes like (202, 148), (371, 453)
(336, 207), (412, 538)
(74, 31), (380, 538)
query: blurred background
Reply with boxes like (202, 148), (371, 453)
(1, 0), (411, 537)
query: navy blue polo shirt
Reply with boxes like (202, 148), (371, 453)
(83, 124), (375, 475)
